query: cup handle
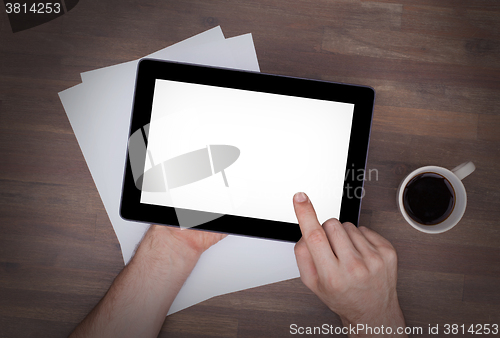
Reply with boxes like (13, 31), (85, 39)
(451, 161), (475, 180)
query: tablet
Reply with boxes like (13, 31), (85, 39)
(120, 59), (374, 242)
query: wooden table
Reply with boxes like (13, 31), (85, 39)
(1, 1), (499, 337)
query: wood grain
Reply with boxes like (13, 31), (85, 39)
(1, 0), (499, 337)
(373, 106), (479, 140)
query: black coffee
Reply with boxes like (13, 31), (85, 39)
(403, 172), (455, 225)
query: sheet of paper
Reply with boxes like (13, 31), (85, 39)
(58, 27), (299, 315)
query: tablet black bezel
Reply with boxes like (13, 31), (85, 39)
(120, 59), (374, 242)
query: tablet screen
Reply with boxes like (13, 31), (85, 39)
(138, 79), (354, 227)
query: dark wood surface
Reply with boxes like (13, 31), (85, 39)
(1, 1), (499, 337)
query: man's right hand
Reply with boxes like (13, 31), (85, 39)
(293, 192), (407, 338)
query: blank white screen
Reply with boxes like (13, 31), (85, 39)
(140, 79), (354, 225)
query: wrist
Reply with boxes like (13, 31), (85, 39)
(132, 225), (202, 273)
(339, 295), (406, 337)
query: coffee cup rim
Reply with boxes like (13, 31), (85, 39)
(397, 166), (467, 234)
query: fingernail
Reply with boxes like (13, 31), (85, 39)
(294, 192), (308, 203)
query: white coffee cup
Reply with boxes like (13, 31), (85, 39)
(397, 162), (475, 234)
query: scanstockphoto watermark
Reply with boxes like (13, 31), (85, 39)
(290, 323), (422, 335)
(344, 166), (379, 199)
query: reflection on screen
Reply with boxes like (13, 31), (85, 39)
(137, 79), (354, 227)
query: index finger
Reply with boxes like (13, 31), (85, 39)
(293, 192), (338, 272)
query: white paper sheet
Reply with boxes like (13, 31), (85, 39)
(58, 26), (299, 315)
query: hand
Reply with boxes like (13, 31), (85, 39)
(165, 226), (227, 254)
(137, 224), (227, 260)
(69, 225), (226, 338)
(131, 224), (227, 277)
(293, 192), (407, 337)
